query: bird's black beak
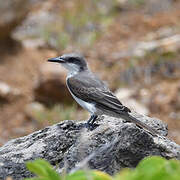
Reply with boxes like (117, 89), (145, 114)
(47, 57), (65, 63)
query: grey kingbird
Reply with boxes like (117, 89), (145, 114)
(48, 53), (158, 135)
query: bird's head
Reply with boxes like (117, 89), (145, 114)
(48, 53), (88, 75)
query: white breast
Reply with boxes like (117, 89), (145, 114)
(66, 82), (96, 114)
(74, 95), (96, 114)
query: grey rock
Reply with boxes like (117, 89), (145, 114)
(0, 114), (179, 180)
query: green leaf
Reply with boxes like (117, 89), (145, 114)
(114, 168), (134, 180)
(114, 156), (180, 180)
(24, 178), (48, 180)
(66, 170), (89, 180)
(67, 170), (112, 180)
(26, 160), (48, 177)
(165, 159), (180, 179)
(24, 157), (180, 180)
(135, 156), (180, 180)
(26, 159), (61, 180)
(92, 170), (112, 180)
(135, 156), (167, 179)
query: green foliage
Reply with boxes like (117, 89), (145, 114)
(25, 159), (112, 180)
(25, 156), (180, 180)
(66, 170), (112, 180)
(25, 159), (61, 180)
(115, 156), (180, 180)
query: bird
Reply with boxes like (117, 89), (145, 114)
(48, 53), (158, 135)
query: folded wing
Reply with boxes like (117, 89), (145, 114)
(67, 77), (131, 113)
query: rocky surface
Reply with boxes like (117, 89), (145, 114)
(0, 113), (179, 180)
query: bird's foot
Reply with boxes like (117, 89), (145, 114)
(85, 114), (99, 130)
(85, 122), (99, 131)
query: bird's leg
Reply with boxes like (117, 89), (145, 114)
(86, 115), (98, 130)
(90, 115), (98, 125)
(87, 115), (95, 125)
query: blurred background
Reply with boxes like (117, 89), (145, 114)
(0, 0), (180, 145)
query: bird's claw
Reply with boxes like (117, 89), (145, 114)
(85, 123), (99, 130)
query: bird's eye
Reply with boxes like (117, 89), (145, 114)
(68, 57), (76, 63)
(68, 57), (79, 64)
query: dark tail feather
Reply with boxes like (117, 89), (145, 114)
(122, 113), (159, 136)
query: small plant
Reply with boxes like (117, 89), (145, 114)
(25, 159), (61, 180)
(24, 156), (180, 180)
(115, 156), (180, 180)
(25, 159), (112, 180)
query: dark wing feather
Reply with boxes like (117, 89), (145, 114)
(67, 73), (131, 113)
